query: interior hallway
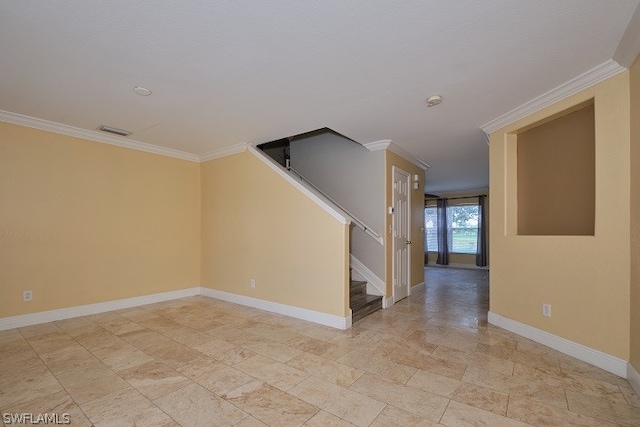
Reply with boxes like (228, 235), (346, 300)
(1, 268), (639, 426)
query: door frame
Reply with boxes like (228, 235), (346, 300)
(391, 166), (411, 303)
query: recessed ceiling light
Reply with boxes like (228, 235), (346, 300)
(426, 95), (442, 107)
(133, 86), (152, 96)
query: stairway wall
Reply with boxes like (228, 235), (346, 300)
(351, 226), (384, 282)
(290, 131), (385, 281)
(201, 150), (350, 317)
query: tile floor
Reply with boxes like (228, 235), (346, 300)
(1, 267), (640, 426)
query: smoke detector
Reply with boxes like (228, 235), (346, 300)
(133, 86), (152, 96)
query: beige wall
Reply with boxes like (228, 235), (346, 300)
(490, 73), (630, 358)
(385, 151), (426, 295)
(201, 150), (349, 317)
(0, 123), (201, 317)
(630, 55), (640, 370)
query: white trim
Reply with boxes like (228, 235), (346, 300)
(0, 286), (353, 331)
(0, 287), (201, 331)
(480, 60), (626, 135)
(391, 165), (412, 305)
(628, 363), (640, 395)
(426, 262), (489, 271)
(0, 110), (200, 162)
(247, 145), (350, 225)
(363, 140), (430, 170)
(287, 167), (383, 245)
(481, 131), (490, 146)
(363, 228), (384, 246)
(200, 288), (351, 330)
(613, 4), (640, 68)
(488, 311), (627, 378)
(199, 143), (247, 162)
(411, 281), (425, 291)
(350, 255), (385, 296)
(382, 296), (394, 309)
(0, 109), (432, 171)
(363, 140), (393, 151)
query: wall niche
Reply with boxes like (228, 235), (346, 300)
(516, 100), (595, 236)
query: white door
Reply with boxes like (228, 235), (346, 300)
(392, 167), (411, 303)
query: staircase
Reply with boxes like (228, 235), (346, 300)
(350, 279), (383, 323)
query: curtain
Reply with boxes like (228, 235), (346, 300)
(424, 206), (429, 265)
(476, 195), (488, 267)
(424, 228), (429, 264)
(436, 198), (449, 265)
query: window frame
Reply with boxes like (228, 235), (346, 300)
(424, 201), (479, 255)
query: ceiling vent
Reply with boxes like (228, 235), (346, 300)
(98, 125), (131, 137)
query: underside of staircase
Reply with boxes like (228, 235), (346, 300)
(350, 279), (383, 323)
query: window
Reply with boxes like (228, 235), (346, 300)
(425, 206), (439, 252)
(425, 204), (479, 254)
(449, 205), (479, 253)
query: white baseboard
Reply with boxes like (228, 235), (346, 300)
(411, 281), (426, 291)
(0, 286), (352, 331)
(426, 263), (489, 270)
(0, 287), (201, 331)
(381, 282), (423, 309)
(382, 296), (394, 309)
(628, 363), (640, 395)
(350, 255), (385, 296)
(200, 288), (351, 330)
(488, 311), (627, 378)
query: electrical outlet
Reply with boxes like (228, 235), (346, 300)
(250, 278), (256, 288)
(542, 303), (551, 317)
(23, 290), (33, 302)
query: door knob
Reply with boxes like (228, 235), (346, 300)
(406, 240), (412, 244)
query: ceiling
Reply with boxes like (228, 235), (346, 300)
(1, 1), (639, 193)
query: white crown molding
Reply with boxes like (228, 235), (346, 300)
(199, 143), (247, 162)
(362, 140), (392, 151)
(0, 110), (200, 162)
(1, 109), (435, 172)
(200, 287), (351, 330)
(628, 363), (640, 395)
(613, 3), (640, 68)
(488, 311), (627, 378)
(247, 145), (351, 225)
(350, 255), (385, 296)
(481, 131), (490, 146)
(0, 287), (201, 331)
(363, 140), (430, 170)
(481, 60), (626, 135)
